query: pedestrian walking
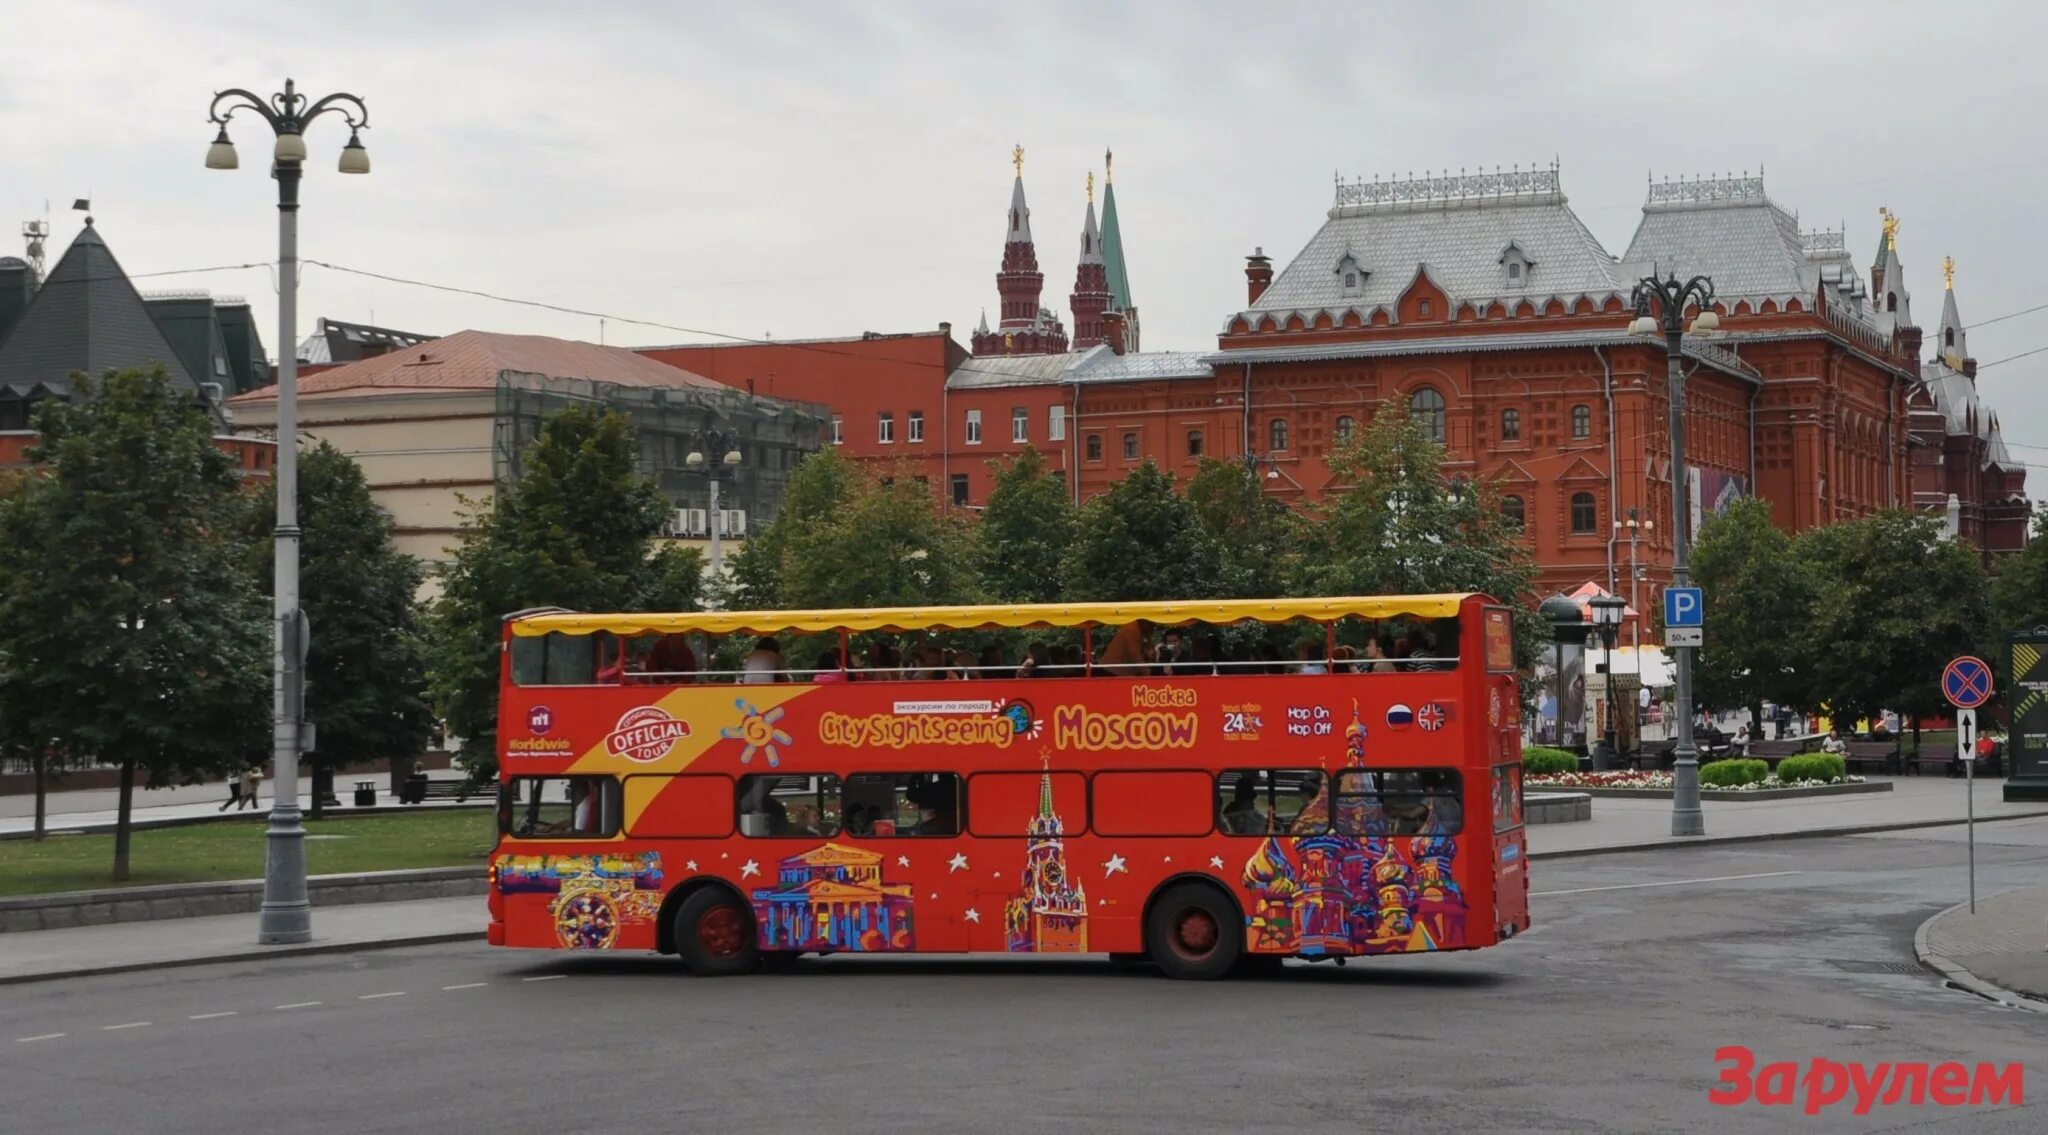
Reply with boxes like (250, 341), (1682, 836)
(218, 772), (243, 811)
(238, 764), (262, 810)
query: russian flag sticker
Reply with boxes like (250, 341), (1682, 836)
(1385, 703), (1414, 729)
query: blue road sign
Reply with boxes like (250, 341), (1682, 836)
(1943, 656), (1992, 710)
(1664, 587), (1703, 628)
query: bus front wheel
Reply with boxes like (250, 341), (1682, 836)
(1145, 883), (1241, 980)
(674, 888), (759, 976)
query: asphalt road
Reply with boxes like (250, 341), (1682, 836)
(6, 831), (2046, 1134)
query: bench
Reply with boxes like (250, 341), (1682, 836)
(402, 778), (475, 804)
(1841, 741), (1899, 775)
(1745, 740), (1805, 760)
(1629, 741), (1675, 770)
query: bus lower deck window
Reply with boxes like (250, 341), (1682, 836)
(738, 774), (842, 837)
(842, 773), (962, 836)
(1216, 769), (1327, 835)
(1333, 768), (1463, 835)
(503, 776), (620, 839)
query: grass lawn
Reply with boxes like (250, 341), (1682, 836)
(0, 809), (498, 897)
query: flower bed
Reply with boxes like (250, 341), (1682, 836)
(1527, 768), (1889, 801)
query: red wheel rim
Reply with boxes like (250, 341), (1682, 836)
(698, 906), (747, 957)
(1173, 908), (1219, 959)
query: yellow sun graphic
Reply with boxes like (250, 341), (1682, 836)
(721, 700), (792, 767)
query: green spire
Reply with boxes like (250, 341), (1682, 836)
(1100, 149), (1132, 312)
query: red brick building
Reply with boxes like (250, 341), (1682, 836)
(640, 163), (2028, 616)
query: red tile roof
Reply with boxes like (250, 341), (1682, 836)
(230, 330), (720, 403)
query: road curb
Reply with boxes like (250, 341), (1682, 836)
(1913, 900), (2047, 1014)
(0, 930), (484, 987)
(1527, 808), (2048, 862)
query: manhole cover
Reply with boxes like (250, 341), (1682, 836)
(1829, 959), (1926, 975)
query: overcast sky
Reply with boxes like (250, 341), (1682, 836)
(6, 0), (2045, 496)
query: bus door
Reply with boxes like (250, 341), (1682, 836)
(1490, 760), (1529, 937)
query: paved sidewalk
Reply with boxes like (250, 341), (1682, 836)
(0, 895), (483, 984)
(0, 772), (477, 837)
(1526, 776), (2048, 856)
(1917, 878), (2048, 1010)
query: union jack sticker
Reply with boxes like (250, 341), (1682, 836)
(1418, 702), (1448, 732)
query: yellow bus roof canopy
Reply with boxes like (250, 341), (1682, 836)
(508, 594), (1480, 639)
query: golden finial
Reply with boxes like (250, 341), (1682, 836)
(1086, 171), (1094, 203)
(1942, 254), (1956, 290)
(1879, 206), (1899, 249)
(1012, 143), (1024, 177)
(1105, 147), (1114, 183)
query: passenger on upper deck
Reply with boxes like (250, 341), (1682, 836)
(1099, 620), (1151, 676)
(638, 633), (697, 683)
(743, 637), (785, 684)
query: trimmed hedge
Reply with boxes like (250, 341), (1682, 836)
(1700, 758), (1769, 787)
(1522, 747), (1578, 776)
(1776, 754), (1846, 784)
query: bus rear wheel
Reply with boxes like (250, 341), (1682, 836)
(675, 889), (759, 976)
(1145, 883), (1241, 980)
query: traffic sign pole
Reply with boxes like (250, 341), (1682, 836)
(1941, 656), (1991, 914)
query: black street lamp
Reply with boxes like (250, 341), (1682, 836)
(1629, 271), (1718, 836)
(1589, 594), (1626, 769)
(206, 78), (371, 946)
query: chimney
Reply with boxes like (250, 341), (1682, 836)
(1899, 324), (1923, 367)
(1962, 356), (1978, 381)
(1245, 247), (1274, 306)
(938, 321), (951, 339)
(1103, 310), (1127, 355)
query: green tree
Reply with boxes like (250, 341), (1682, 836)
(977, 446), (1077, 603)
(1690, 498), (1818, 729)
(0, 369), (269, 878)
(778, 464), (980, 610)
(727, 447), (856, 610)
(1063, 460), (1219, 602)
(427, 405), (689, 780)
(248, 443), (433, 812)
(1187, 457), (1299, 598)
(1992, 510), (2048, 636)
(1296, 399), (1542, 691)
(1798, 510), (1993, 739)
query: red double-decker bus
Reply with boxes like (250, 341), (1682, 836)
(486, 593), (1530, 979)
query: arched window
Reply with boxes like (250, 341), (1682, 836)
(1571, 404), (1591, 439)
(1122, 432), (1140, 460)
(1086, 434), (1103, 462)
(1409, 387), (1446, 443)
(1187, 429), (1204, 457)
(1570, 492), (1597, 534)
(1945, 327), (1955, 348)
(1500, 408), (1521, 441)
(1334, 415), (1355, 446)
(1502, 494), (1525, 530)
(1269, 418), (1290, 452)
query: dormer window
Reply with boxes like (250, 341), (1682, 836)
(1945, 327), (1956, 348)
(1499, 241), (1535, 286)
(1336, 254), (1365, 297)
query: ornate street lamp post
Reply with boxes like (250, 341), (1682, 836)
(1629, 272), (1719, 837)
(686, 431), (744, 585)
(206, 78), (371, 944)
(1589, 594), (1626, 769)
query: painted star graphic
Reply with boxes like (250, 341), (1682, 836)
(947, 852), (969, 873)
(1102, 853), (1128, 877)
(964, 908), (981, 924)
(1163, 855), (1174, 864)
(1209, 856), (1226, 869)
(896, 855), (911, 868)
(739, 859), (760, 879)
(685, 860), (699, 872)
(929, 892), (939, 900)
(720, 852), (729, 860)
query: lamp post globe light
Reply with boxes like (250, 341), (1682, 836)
(206, 78), (371, 945)
(686, 431), (744, 585)
(1588, 594), (1626, 769)
(1629, 271), (1717, 837)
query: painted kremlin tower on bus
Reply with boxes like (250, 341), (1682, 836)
(1005, 758), (1089, 951)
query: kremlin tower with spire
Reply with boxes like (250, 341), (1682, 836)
(972, 146), (1138, 357)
